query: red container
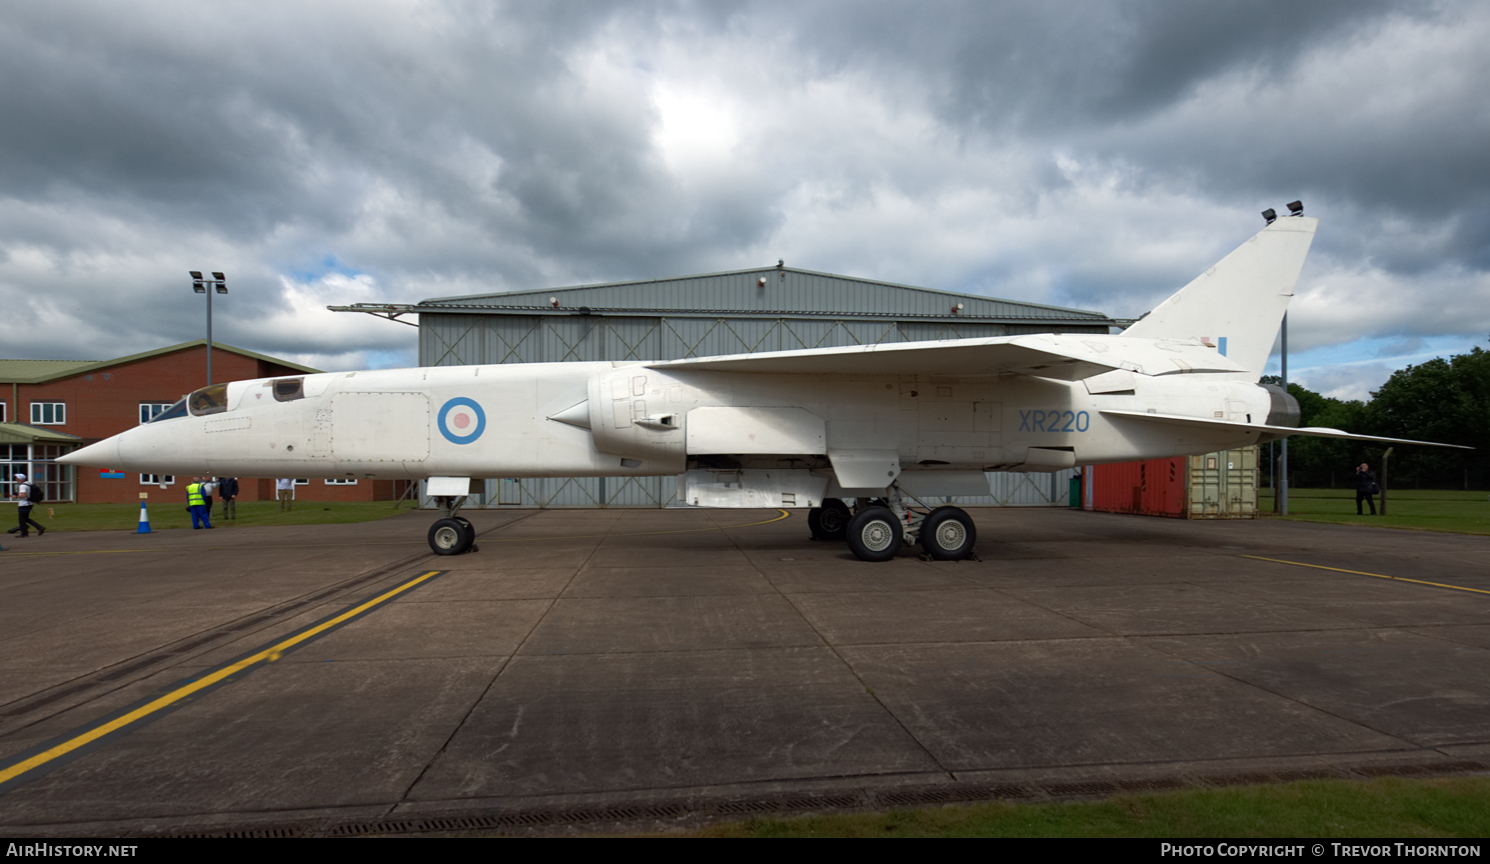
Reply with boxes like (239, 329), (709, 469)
(1084, 457), (1187, 517)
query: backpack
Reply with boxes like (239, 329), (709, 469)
(24, 483), (43, 504)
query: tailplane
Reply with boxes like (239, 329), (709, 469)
(1124, 214), (1318, 378)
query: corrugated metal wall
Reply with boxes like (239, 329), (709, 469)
(468, 469), (1076, 510)
(421, 314), (1021, 367)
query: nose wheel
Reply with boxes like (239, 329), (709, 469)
(428, 518), (477, 555)
(428, 496), (479, 555)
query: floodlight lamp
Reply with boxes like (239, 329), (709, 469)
(193, 282), (206, 294)
(212, 272), (225, 281)
(215, 284), (228, 294)
(1287, 200), (1303, 215)
(1262, 208), (1277, 224)
(189, 271), (203, 279)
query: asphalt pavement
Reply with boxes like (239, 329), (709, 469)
(0, 505), (1487, 836)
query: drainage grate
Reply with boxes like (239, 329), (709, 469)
(713, 794), (858, 816)
(877, 784), (1031, 807)
(321, 803), (694, 837)
(1113, 777), (1189, 793)
(175, 826), (304, 839)
(1043, 781), (1120, 798)
(715, 799), (787, 815)
(1355, 761), (1486, 778)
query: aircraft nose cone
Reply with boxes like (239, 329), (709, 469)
(57, 436), (121, 468)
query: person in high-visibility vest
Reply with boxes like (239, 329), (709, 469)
(187, 477), (214, 530)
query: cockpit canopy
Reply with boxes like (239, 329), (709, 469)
(151, 376), (315, 423)
(147, 397), (190, 423)
(188, 383), (229, 416)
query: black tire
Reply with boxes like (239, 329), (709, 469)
(921, 507), (976, 560)
(808, 498), (851, 540)
(846, 507), (902, 562)
(428, 518), (473, 556)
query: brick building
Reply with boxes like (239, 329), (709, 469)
(0, 341), (405, 504)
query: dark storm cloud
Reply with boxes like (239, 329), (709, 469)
(782, 0), (1406, 126)
(0, 0), (1485, 382)
(776, 0), (1485, 273)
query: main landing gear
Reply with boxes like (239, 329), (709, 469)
(810, 488), (976, 563)
(428, 497), (479, 555)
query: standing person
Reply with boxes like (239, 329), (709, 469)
(9, 473), (45, 537)
(187, 477), (214, 529)
(218, 476), (239, 520)
(1355, 462), (1378, 516)
(277, 478), (295, 512)
(202, 477), (217, 523)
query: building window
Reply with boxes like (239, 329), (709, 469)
(2, 443), (75, 502)
(139, 403), (175, 424)
(141, 474), (176, 485)
(294, 478), (309, 485)
(325, 478), (358, 485)
(31, 403), (65, 425)
(0, 402), (5, 422)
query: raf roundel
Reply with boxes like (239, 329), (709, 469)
(437, 397), (487, 445)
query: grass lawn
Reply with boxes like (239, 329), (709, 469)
(685, 776), (1490, 838)
(9, 499), (420, 532)
(1258, 488), (1490, 536)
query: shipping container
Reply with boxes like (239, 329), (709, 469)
(1083, 446), (1258, 519)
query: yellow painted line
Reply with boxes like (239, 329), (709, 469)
(1242, 555), (1490, 596)
(0, 510), (793, 556)
(0, 569), (445, 790)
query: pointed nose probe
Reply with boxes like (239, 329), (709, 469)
(56, 436), (121, 468)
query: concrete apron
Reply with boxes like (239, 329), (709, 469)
(0, 507), (1488, 836)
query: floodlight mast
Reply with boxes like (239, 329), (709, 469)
(190, 271), (227, 384)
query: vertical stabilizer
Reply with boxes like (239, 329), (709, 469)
(1124, 216), (1318, 378)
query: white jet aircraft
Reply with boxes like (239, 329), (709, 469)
(59, 208), (1465, 560)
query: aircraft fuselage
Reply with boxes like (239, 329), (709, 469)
(83, 360), (1275, 482)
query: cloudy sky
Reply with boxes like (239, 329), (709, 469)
(3, 0), (1486, 400)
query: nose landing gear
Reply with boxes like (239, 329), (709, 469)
(428, 496), (479, 555)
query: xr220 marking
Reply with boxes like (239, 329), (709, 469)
(1018, 409), (1090, 433)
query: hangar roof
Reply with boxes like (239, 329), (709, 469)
(334, 264), (1121, 327)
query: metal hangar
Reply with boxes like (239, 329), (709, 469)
(333, 263), (1122, 509)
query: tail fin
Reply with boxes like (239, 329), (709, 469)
(1124, 216), (1318, 378)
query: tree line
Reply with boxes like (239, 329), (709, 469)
(1259, 342), (1489, 490)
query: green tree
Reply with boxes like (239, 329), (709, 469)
(1259, 377), (1366, 487)
(1362, 344), (1489, 488)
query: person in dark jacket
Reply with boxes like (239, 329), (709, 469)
(217, 477), (239, 520)
(9, 473), (45, 537)
(1355, 462), (1378, 515)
